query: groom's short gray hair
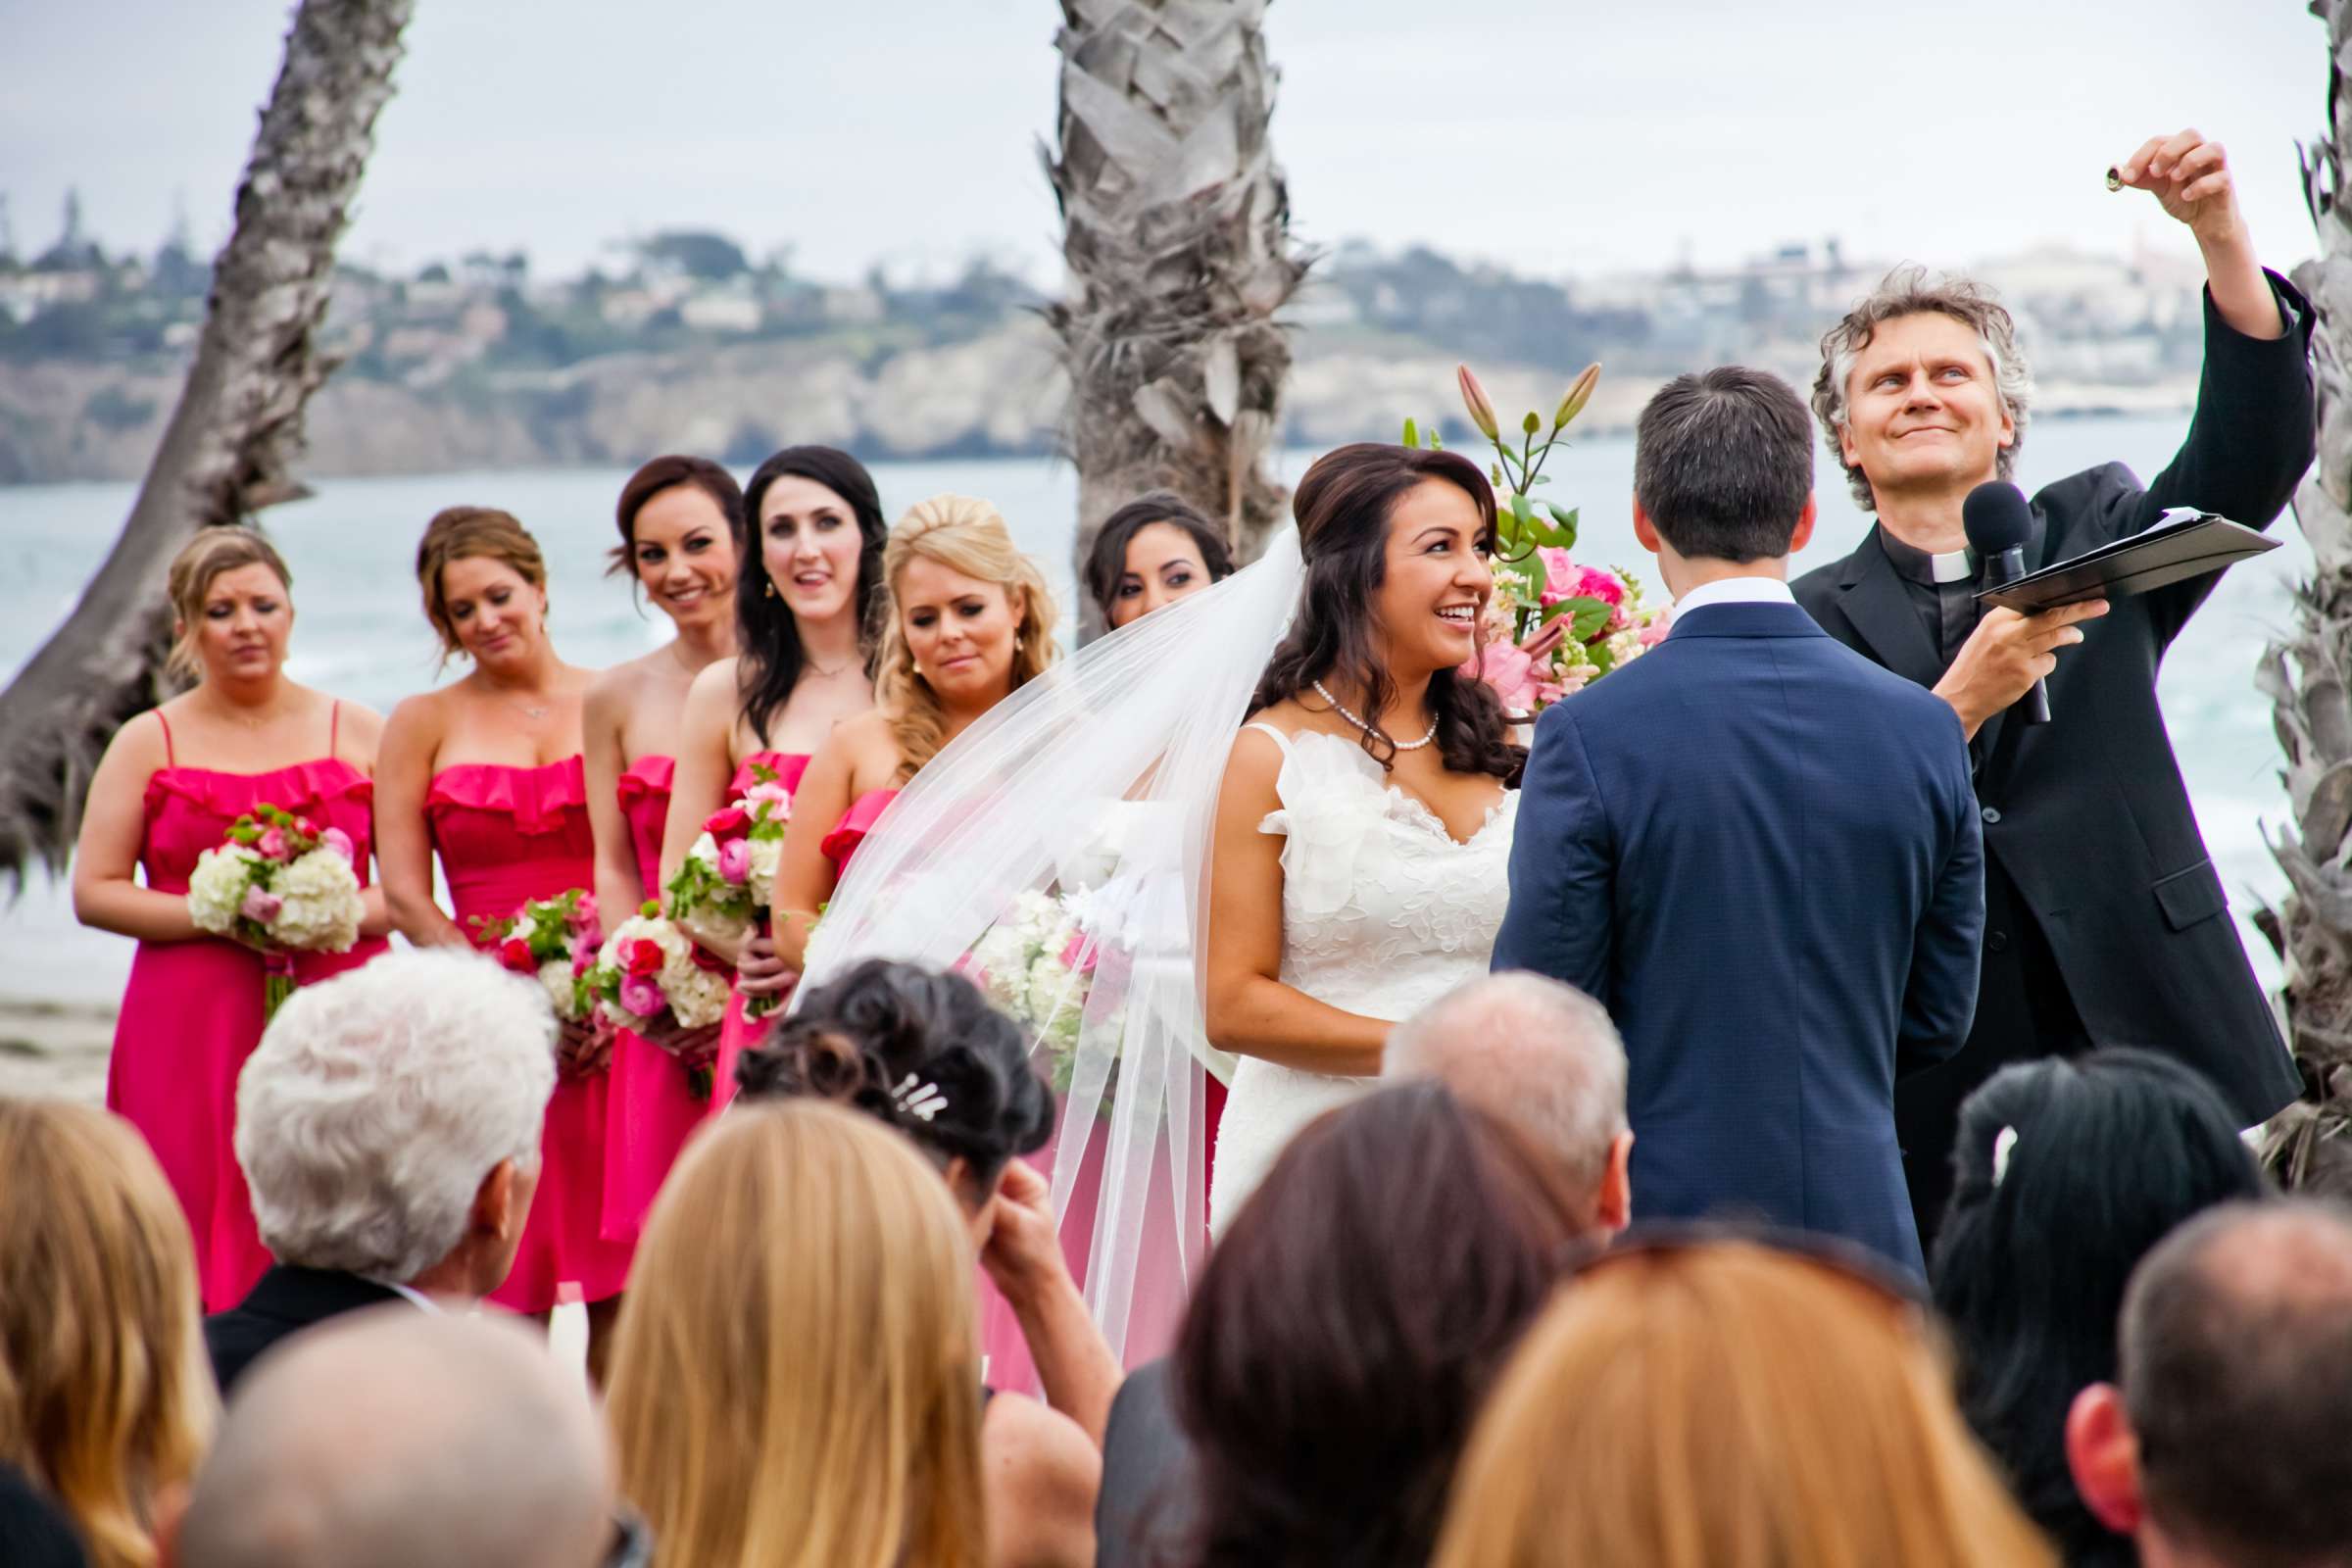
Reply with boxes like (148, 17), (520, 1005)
(1384, 972), (1628, 1190)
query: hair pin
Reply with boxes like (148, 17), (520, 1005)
(1990, 1125), (2019, 1188)
(891, 1072), (948, 1123)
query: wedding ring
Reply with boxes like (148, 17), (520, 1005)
(2104, 166), (2123, 192)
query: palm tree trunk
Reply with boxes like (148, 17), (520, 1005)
(2259, 0), (2352, 1172)
(0, 0), (411, 880)
(1045, 0), (1310, 639)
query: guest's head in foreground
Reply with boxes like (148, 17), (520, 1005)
(607, 1102), (986, 1568)
(1932, 1048), (2266, 1568)
(1084, 492), (1236, 631)
(1631, 366), (1816, 594)
(167, 1309), (614, 1568)
(735, 957), (1053, 1230)
(165, 526), (297, 690)
(0, 1098), (214, 1568)
(1811, 266), (2030, 514)
(609, 454), (743, 637)
(2067, 1199), (2352, 1568)
(1385, 971), (1632, 1238)
(738, 446), (888, 742)
(1252, 442), (1515, 778)
(1432, 1234), (2052, 1568)
(1175, 1081), (1585, 1568)
(221, 953), (557, 1360)
(877, 494), (1057, 778)
(415, 505), (555, 673)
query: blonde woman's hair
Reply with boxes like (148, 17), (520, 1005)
(606, 1101), (987, 1568)
(1430, 1240), (2058, 1568)
(415, 506), (548, 662)
(874, 494), (1057, 780)
(0, 1099), (216, 1568)
(165, 527), (294, 681)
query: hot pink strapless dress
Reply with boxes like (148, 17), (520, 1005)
(426, 759), (632, 1310)
(706, 751), (811, 1108)
(107, 728), (389, 1312)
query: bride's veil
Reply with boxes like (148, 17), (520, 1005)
(795, 528), (1306, 1364)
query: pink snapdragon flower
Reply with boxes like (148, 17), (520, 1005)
(1639, 617), (1672, 649)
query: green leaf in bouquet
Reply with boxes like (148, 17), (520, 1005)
(1545, 504), (1580, 550)
(1428, 428), (1444, 451)
(1564, 596), (1614, 644)
(1401, 416), (1421, 449)
(1520, 546), (1550, 600)
(1589, 637), (1619, 675)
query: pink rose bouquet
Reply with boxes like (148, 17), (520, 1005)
(664, 762), (792, 1017)
(185, 804), (366, 1018)
(584, 903), (734, 1097)
(467, 888), (602, 1029)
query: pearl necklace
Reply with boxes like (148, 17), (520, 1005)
(1311, 680), (1439, 751)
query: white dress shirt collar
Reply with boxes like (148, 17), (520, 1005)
(1667, 575), (1796, 624)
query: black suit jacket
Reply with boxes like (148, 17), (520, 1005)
(205, 1264), (408, 1396)
(1095, 1360), (1200, 1568)
(1792, 271), (2313, 1128)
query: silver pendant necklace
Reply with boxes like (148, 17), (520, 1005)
(1311, 680), (1438, 750)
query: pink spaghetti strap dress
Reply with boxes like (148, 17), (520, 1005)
(425, 757), (632, 1309)
(106, 705), (389, 1311)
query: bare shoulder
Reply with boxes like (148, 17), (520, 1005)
(982, 1393), (1101, 1504)
(382, 687), (451, 749)
(828, 707), (894, 752)
(685, 656), (740, 707)
(330, 698), (388, 757)
(97, 706), (171, 777)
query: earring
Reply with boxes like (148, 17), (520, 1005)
(764, 578), (776, 599)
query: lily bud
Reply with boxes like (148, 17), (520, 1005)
(1458, 365), (1499, 441)
(1523, 410), (1542, 436)
(1552, 363), (1602, 431)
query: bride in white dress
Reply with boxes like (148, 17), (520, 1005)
(791, 441), (1524, 1355)
(1204, 443), (1523, 1230)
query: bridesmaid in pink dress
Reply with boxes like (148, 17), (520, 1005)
(660, 448), (886, 1100)
(374, 506), (631, 1380)
(768, 495), (1060, 1385)
(73, 528), (392, 1311)
(581, 456), (743, 1244)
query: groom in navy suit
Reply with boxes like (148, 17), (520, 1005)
(1493, 367), (1983, 1274)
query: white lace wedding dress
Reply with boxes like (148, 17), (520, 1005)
(1208, 724), (1521, 1234)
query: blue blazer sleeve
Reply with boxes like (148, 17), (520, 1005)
(1492, 704), (1614, 1004)
(1898, 724), (1984, 1074)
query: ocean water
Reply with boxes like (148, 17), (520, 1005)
(0, 418), (2301, 1006)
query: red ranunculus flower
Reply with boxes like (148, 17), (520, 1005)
(498, 937), (536, 974)
(703, 806), (750, 839)
(623, 938), (665, 978)
(687, 944), (730, 973)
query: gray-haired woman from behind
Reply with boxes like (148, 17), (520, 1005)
(206, 947), (560, 1394)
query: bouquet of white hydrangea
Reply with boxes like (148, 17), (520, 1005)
(468, 889), (602, 1027)
(957, 888), (1115, 1099)
(585, 904), (735, 1097)
(663, 763), (792, 1017)
(185, 804), (366, 1018)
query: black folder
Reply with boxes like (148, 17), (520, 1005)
(1973, 509), (2281, 614)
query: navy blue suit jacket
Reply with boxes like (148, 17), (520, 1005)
(1492, 599), (1984, 1273)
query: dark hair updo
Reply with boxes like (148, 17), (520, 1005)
(1082, 492), (1238, 623)
(1931, 1047), (2267, 1568)
(1251, 443), (1519, 782)
(607, 455), (746, 590)
(736, 446), (889, 745)
(735, 958), (1054, 1193)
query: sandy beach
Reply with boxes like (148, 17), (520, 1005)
(0, 997), (114, 1104)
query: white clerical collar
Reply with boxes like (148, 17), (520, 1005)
(1927, 547), (1976, 584)
(364, 1277), (446, 1314)
(1668, 576), (1795, 624)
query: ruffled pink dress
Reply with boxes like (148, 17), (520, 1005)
(706, 751), (811, 1108)
(425, 758), (632, 1310)
(106, 706), (389, 1312)
(600, 756), (701, 1243)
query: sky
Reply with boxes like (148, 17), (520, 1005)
(0, 0), (2324, 288)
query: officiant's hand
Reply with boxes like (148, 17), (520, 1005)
(1934, 599), (2108, 740)
(2114, 128), (2283, 341)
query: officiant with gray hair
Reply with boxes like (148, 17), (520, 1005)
(1791, 125), (2313, 1248)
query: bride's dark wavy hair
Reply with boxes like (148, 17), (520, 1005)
(1252, 443), (1521, 781)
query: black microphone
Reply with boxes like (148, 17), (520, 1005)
(1961, 480), (2051, 726)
